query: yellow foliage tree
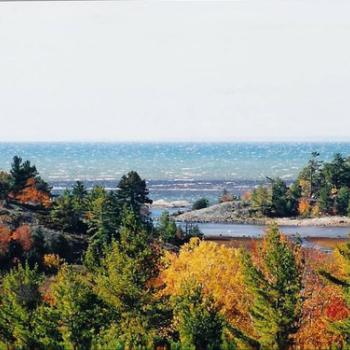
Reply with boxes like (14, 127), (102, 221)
(298, 198), (311, 217)
(160, 238), (254, 337)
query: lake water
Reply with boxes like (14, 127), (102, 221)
(194, 222), (350, 238)
(1, 142), (350, 204)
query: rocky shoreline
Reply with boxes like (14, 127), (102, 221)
(174, 201), (350, 227)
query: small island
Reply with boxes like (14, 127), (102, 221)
(175, 152), (350, 227)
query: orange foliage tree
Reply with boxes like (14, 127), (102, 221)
(296, 249), (348, 349)
(0, 225), (12, 256)
(12, 177), (51, 208)
(11, 225), (33, 252)
(298, 198), (311, 217)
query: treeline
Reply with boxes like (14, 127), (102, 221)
(251, 152), (350, 218)
(0, 156), (201, 271)
(2, 156), (350, 349)
(2, 221), (350, 349)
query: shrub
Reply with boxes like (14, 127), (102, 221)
(192, 198), (209, 210)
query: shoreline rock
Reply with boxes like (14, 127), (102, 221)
(174, 201), (350, 227)
(152, 199), (190, 208)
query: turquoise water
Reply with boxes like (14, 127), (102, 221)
(1, 142), (350, 203)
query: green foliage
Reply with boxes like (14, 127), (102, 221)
(317, 185), (333, 214)
(116, 171), (152, 222)
(251, 153), (350, 218)
(242, 223), (303, 350)
(51, 265), (111, 350)
(50, 182), (88, 234)
(323, 153), (350, 190)
(158, 211), (177, 243)
(337, 186), (350, 216)
(173, 281), (224, 350)
(0, 171), (11, 201)
(251, 185), (272, 216)
(51, 190), (83, 232)
(181, 222), (204, 241)
(93, 209), (159, 348)
(287, 182), (302, 216)
(72, 181), (87, 210)
(10, 156), (38, 193)
(84, 190), (120, 267)
(0, 264), (47, 349)
(192, 197), (209, 210)
(269, 178), (289, 217)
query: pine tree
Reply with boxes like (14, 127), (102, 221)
(242, 223), (303, 350)
(0, 263), (43, 349)
(251, 186), (272, 216)
(336, 186), (350, 216)
(93, 209), (159, 348)
(158, 210), (177, 243)
(173, 281), (224, 350)
(116, 171), (152, 221)
(0, 171), (11, 201)
(51, 265), (111, 350)
(72, 181), (87, 212)
(269, 178), (289, 217)
(51, 190), (82, 232)
(84, 191), (120, 267)
(10, 156), (38, 193)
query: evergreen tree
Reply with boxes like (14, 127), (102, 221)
(10, 156), (38, 193)
(0, 264), (45, 349)
(0, 171), (11, 201)
(269, 178), (289, 217)
(308, 151), (322, 198)
(251, 185), (272, 216)
(158, 210), (177, 243)
(287, 182), (302, 216)
(318, 185), (333, 214)
(85, 191), (120, 267)
(323, 153), (350, 190)
(336, 186), (350, 216)
(51, 265), (111, 350)
(72, 181), (87, 212)
(116, 171), (152, 221)
(242, 223), (303, 350)
(173, 281), (224, 350)
(93, 209), (159, 348)
(51, 190), (83, 232)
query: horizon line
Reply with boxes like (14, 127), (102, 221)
(0, 139), (350, 144)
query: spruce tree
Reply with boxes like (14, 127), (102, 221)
(173, 281), (224, 350)
(242, 223), (303, 350)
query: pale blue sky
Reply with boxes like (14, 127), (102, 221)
(0, 1), (350, 142)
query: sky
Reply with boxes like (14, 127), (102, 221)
(0, 1), (350, 142)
